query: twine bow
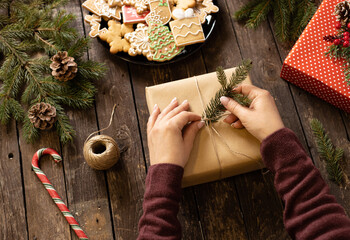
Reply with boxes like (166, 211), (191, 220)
(194, 77), (255, 179)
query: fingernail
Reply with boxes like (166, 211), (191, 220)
(182, 99), (188, 105)
(220, 96), (229, 105)
(171, 97), (177, 103)
(153, 104), (158, 111)
(198, 121), (205, 129)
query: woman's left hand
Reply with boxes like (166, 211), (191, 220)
(147, 98), (205, 168)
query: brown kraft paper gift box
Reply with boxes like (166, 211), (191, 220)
(145, 68), (263, 187)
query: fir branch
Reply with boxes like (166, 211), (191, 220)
(246, 0), (273, 29)
(0, 0), (107, 144)
(234, 0), (317, 44)
(310, 119), (347, 186)
(203, 60), (252, 122)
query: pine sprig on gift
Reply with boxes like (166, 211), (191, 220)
(234, 0), (317, 44)
(203, 60), (252, 122)
(310, 119), (347, 186)
(0, 0), (107, 144)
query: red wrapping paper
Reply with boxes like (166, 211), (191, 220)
(281, 0), (350, 113)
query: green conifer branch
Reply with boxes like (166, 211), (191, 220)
(234, 0), (317, 44)
(310, 118), (347, 186)
(203, 60), (252, 122)
(0, 0), (107, 144)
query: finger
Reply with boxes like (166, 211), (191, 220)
(158, 97), (178, 119)
(220, 96), (249, 119)
(231, 119), (244, 129)
(233, 84), (264, 100)
(183, 121), (205, 148)
(166, 100), (189, 119)
(223, 113), (238, 124)
(147, 104), (160, 134)
(172, 111), (201, 129)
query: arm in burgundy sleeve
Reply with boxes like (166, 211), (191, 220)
(261, 128), (350, 240)
(137, 163), (184, 240)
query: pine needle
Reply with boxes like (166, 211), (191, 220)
(310, 118), (347, 186)
(234, 0), (317, 44)
(0, 0), (107, 144)
(203, 60), (252, 122)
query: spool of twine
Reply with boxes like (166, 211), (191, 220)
(83, 104), (120, 170)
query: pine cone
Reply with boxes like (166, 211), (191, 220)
(50, 51), (78, 82)
(28, 102), (57, 130)
(335, 1), (350, 24)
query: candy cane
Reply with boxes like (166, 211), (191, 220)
(32, 148), (88, 240)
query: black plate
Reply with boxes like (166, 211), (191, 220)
(97, 8), (217, 65)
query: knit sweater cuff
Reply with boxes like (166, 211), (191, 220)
(145, 164), (184, 200)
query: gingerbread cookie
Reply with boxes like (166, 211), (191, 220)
(148, 23), (184, 62)
(122, 0), (149, 14)
(122, 6), (149, 24)
(169, 16), (204, 46)
(106, 0), (122, 7)
(171, 7), (194, 19)
(99, 20), (134, 53)
(84, 14), (107, 38)
(125, 23), (154, 60)
(82, 0), (122, 20)
(146, 0), (172, 25)
(193, 0), (218, 24)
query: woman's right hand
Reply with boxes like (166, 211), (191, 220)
(220, 85), (285, 142)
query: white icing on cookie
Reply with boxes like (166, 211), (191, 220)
(172, 8), (185, 19)
(184, 8), (194, 18)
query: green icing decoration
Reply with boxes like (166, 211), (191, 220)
(148, 24), (183, 61)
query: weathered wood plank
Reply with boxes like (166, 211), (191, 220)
(269, 16), (350, 215)
(62, 1), (115, 239)
(19, 131), (71, 239)
(0, 122), (28, 239)
(80, 5), (148, 237)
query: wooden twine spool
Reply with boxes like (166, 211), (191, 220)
(83, 104), (120, 170)
(83, 135), (120, 170)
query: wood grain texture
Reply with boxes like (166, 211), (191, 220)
(61, 1), (115, 239)
(80, 4), (148, 237)
(0, 122), (28, 239)
(19, 131), (71, 239)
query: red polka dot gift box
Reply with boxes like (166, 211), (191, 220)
(281, 0), (350, 113)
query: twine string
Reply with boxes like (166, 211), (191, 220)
(85, 104), (117, 145)
(194, 77), (255, 179)
(195, 77), (223, 179)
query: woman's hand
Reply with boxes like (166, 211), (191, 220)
(147, 98), (205, 168)
(220, 85), (284, 142)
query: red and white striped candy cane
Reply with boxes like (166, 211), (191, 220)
(32, 148), (88, 240)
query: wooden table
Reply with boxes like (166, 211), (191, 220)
(1, 0), (349, 239)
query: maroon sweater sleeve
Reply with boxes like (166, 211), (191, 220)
(261, 128), (350, 240)
(137, 163), (184, 240)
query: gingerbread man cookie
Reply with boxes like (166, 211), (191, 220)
(193, 0), (218, 24)
(146, 0), (172, 25)
(85, 14), (108, 38)
(169, 16), (205, 46)
(99, 20), (134, 53)
(125, 23), (154, 60)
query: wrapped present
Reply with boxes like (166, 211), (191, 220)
(281, 0), (350, 113)
(145, 68), (262, 188)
